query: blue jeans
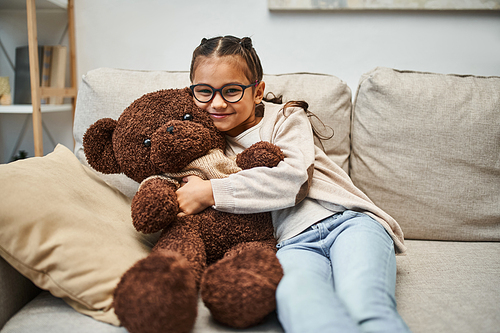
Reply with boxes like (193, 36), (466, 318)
(275, 210), (411, 333)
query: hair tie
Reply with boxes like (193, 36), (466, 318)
(239, 37), (253, 50)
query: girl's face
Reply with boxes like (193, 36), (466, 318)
(191, 56), (265, 137)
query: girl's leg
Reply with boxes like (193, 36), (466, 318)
(329, 212), (411, 333)
(275, 221), (361, 333)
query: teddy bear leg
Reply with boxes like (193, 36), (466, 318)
(114, 216), (209, 333)
(153, 215), (208, 285)
(200, 241), (283, 328)
(113, 249), (199, 333)
(114, 215), (209, 333)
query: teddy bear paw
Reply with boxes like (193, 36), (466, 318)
(131, 177), (179, 233)
(236, 141), (285, 170)
(113, 250), (198, 333)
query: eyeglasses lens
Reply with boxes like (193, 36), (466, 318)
(222, 85), (244, 102)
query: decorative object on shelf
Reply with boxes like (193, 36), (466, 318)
(11, 150), (29, 162)
(0, 77), (11, 105)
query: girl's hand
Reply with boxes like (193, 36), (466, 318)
(176, 176), (215, 217)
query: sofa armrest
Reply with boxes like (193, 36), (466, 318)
(0, 256), (40, 329)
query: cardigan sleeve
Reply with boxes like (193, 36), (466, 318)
(211, 106), (317, 214)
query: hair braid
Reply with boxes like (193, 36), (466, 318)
(190, 35), (263, 84)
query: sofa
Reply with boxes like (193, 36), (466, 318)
(1, 67), (499, 333)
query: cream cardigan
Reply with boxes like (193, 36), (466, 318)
(211, 102), (406, 254)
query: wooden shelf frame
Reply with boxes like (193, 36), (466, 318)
(26, 0), (77, 156)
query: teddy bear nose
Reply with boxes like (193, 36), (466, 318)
(166, 126), (174, 134)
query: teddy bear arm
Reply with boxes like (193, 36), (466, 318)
(235, 141), (285, 170)
(131, 177), (179, 234)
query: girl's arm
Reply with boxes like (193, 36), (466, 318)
(211, 106), (317, 214)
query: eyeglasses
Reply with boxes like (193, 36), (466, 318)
(190, 82), (259, 104)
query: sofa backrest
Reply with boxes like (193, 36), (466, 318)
(351, 67), (500, 242)
(73, 68), (351, 197)
(74, 67), (500, 243)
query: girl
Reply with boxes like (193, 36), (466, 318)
(177, 35), (411, 333)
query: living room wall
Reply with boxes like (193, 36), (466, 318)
(74, 0), (500, 90)
(1, 0), (499, 162)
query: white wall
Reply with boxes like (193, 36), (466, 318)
(1, 0), (500, 162)
(75, 0), (500, 89)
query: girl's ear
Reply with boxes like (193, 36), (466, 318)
(254, 81), (266, 104)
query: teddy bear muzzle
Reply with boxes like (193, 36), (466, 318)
(150, 120), (214, 173)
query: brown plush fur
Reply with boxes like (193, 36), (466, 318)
(83, 88), (284, 333)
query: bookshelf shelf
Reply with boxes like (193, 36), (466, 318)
(0, 0), (67, 10)
(0, 104), (72, 114)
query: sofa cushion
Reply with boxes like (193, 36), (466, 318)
(0, 145), (157, 325)
(2, 291), (283, 333)
(396, 240), (500, 333)
(73, 68), (351, 197)
(351, 67), (500, 241)
(1, 292), (128, 333)
(263, 73), (351, 172)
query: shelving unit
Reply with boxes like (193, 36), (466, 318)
(0, 0), (77, 157)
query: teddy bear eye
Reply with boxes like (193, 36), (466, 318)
(183, 114), (193, 121)
(143, 139), (152, 147)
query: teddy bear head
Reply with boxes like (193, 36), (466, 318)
(83, 88), (226, 183)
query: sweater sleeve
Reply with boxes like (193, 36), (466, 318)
(211, 106), (316, 214)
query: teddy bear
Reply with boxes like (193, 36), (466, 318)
(82, 87), (284, 333)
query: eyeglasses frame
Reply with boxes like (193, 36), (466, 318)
(190, 81), (259, 104)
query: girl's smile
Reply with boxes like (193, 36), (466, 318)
(191, 56), (265, 137)
(210, 113), (232, 119)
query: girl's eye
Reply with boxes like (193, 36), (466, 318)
(225, 87), (243, 96)
(197, 88), (212, 96)
(183, 114), (193, 121)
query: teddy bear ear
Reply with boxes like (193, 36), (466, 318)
(83, 118), (121, 174)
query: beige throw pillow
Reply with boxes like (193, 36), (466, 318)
(0, 145), (156, 325)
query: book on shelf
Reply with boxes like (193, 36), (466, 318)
(14, 45), (67, 105)
(49, 45), (67, 105)
(14, 45), (42, 104)
(40, 46), (52, 104)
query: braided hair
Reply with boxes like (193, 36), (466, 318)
(190, 35), (263, 85)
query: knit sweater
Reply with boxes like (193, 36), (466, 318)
(211, 102), (406, 254)
(140, 148), (241, 189)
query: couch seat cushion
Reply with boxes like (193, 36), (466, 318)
(1, 292), (283, 333)
(396, 240), (500, 333)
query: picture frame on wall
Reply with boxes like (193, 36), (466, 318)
(268, 0), (500, 11)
